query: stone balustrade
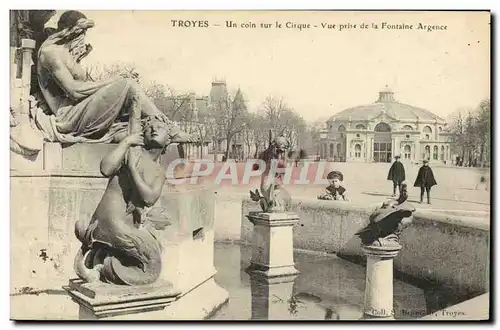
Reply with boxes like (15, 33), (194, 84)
(226, 197), (489, 297)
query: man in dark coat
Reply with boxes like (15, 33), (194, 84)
(413, 159), (437, 204)
(387, 155), (406, 197)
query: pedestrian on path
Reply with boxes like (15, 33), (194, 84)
(387, 155), (406, 197)
(413, 159), (437, 204)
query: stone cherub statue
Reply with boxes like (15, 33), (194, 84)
(249, 131), (292, 213)
(355, 183), (415, 247)
(73, 114), (197, 286)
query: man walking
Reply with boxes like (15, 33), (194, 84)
(413, 159), (437, 204)
(387, 155), (406, 197)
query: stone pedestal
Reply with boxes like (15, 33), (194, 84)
(361, 243), (402, 320)
(59, 182), (229, 320)
(249, 273), (298, 320)
(10, 142), (228, 319)
(245, 212), (300, 280)
(65, 279), (181, 319)
(65, 276), (228, 320)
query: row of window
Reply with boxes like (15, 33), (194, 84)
(323, 143), (449, 161)
(331, 123), (442, 133)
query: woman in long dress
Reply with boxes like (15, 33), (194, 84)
(33, 10), (169, 144)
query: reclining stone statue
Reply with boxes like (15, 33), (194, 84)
(12, 10), (176, 148)
(74, 114), (197, 286)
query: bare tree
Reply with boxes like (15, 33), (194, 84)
(86, 62), (138, 82)
(250, 112), (270, 157)
(475, 99), (491, 165)
(212, 88), (249, 160)
(279, 109), (307, 151)
(260, 95), (290, 137)
(242, 113), (256, 159)
(447, 99), (491, 167)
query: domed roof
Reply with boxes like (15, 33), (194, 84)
(329, 86), (445, 123)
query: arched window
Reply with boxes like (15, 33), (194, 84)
(374, 122), (391, 132)
(440, 146), (445, 161)
(329, 143), (334, 158)
(433, 146), (439, 160)
(404, 145), (411, 159)
(424, 145), (431, 159)
(439, 127), (443, 132)
(355, 124), (366, 130)
(338, 125), (346, 132)
(402, 125), (413, 131)
(355, 144), (361, 158)
(423, 126), (432, 133)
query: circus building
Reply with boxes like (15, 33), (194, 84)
(319, 86), (453, 163)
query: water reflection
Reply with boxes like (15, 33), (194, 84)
(212, 243), (462, 320)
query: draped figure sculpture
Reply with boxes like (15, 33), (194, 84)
(32, 10), (170, 144)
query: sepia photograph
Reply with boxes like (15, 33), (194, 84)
(9, 9), (491, 321)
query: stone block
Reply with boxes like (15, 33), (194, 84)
(43, 143), (62, 170)
(246, 212), (300, 280)
(65, 278), (181, 319)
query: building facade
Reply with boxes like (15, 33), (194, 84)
(171, 80), (257, 161)
(320, 87), (453, 163)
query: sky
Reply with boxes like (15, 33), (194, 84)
(45, 10), (490, 123)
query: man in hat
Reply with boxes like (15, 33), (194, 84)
(413, 159), (437, 204)
(317, 170), (349, 201)
(387, 155), (406, 197)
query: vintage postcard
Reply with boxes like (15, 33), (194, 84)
(9, 10), (490, 321)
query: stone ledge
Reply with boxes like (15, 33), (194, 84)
(65, 278), (181, 319)
(246, 263), (300, 283)
(10, 141), (192, 174)
(246, 211), (300, 227)
(242, 197), (490, 232)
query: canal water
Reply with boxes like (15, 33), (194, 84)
(211, 242), (462, 320)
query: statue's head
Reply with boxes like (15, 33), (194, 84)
(56, 11), (94, 61)
(142, 115), (176, 150)
(57, 11), (88, 31)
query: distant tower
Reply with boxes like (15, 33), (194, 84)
(189, 92), (198, 121)
(209, 78), (228, 106)
(233, 88), (246, 110)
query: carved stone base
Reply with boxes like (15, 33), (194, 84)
(65, 278), (181, 319)
(245, 212), (300, 280)
(10, 141), (187, 173)
(361, 243), (402, 320)
(65, 277), (229, 320)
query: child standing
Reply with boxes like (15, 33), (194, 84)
(413, 159), (437, 204)
(318, 170), (349, 201)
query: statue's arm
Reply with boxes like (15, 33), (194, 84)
(100, 134), (143, 177)
(40, 48), (120, 101)
(128, 163), (166, 207)
(99, 140), (130, 177)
